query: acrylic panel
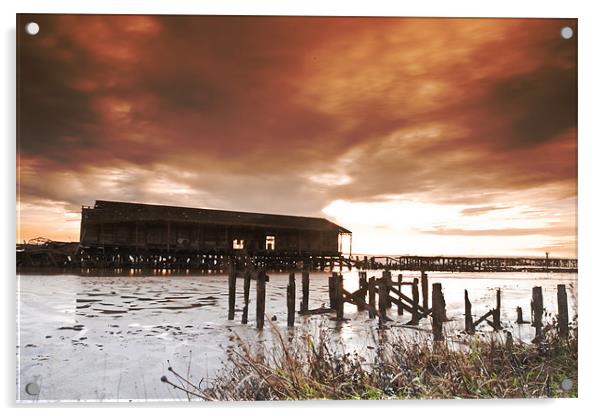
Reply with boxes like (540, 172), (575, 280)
(16, 14), (578, 402)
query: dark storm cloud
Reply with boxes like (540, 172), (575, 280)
(18, 15), (364, 175)
(17, 15), (577, 248)
(484, 67), (577, 149)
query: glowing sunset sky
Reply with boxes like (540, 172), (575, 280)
(16, 15), (577, 257)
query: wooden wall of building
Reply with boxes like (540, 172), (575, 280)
(80, 220), (341, 254)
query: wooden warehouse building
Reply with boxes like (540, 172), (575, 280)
(79, 200), (352, 256)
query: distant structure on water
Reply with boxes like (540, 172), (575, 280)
(79, 200), (352, 256)
(16, 201), (576, 273)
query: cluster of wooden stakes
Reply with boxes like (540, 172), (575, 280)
(227, 266), (571, 342)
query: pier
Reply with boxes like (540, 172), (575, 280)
(17, 241), (577, 273)
(16, 200), (577, 273)
(224, 265), (572, 343)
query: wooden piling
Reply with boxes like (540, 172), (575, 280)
(531, 286), (544, 342)
(516, 306), (527, 324)
(378, 278), (388, 320)
(368, 277), (376, 319)
(464, 289), (474, 334)
(421, 271), (429, 313)
(557, 284), (569, 338)
(383, 270), (392, 308)
(335, 274), (344, 321)
(432, 283), (444, 341)
(241, 270), (251, 324)
(410, 278), (420, 325)
(492, 288), (501, 331)
(301, 271), (310, 314)
(256, 270), (266, 330)
(287, 272), (296, 327)
(329, 272), (337, 310)
(227, 263), (237, 320)
(358, 271), (367, 311)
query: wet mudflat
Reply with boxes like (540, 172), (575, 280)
(17, 270), (576, 402)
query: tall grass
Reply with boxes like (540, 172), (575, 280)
(162, 319), (577, 400)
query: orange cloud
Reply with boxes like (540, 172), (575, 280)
(16, 15), (577, 256)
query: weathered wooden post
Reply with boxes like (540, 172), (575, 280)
(227, 262), (237, 320)
(531, 286), (544, 342)
(410, 278), (420, 325)
(378, 278), (388, 320)
(241, 270), (251, 324)
(516, 306), (527, 324)
(492, 288), (501, 331)
(300, 271), (310, 314)
(329, 272), (337, 310)
(383, 270), (392, 308)
(432, 283), (444, 341)
(287, 273), (296, 328)
(335, 274), (344, 321)
(438, 283), (447, 318)
(557, 284), (569, 338)
(464, 289), (474, 334)
(420, 271), (429, 313)
(397, 274), (404, 316)
(368, 276), (376, 319)
(256, 270), (266, 330)
(358, 271), (367, 311)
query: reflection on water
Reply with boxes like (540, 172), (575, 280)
(17, 270), (576, 402)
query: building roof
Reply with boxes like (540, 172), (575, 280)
(82, 200), (352, 234)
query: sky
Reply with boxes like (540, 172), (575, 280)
(16, 15), (577, 257)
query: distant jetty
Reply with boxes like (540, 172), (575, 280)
(16, 239), (576, 273)
(16, 200), (577, 273)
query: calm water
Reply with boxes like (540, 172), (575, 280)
(17, 270), (577, 402)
